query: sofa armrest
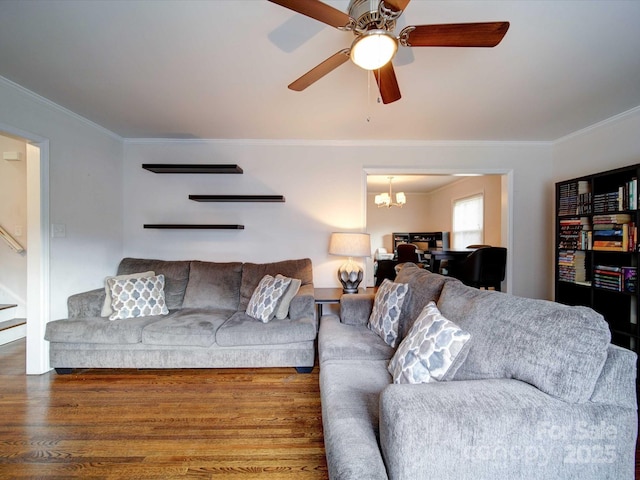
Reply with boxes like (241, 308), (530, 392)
(67, 288), (105, 318)
(379, 379), (637, 480)
(289, 283), (315, 322)
(340, 293), (375, 326)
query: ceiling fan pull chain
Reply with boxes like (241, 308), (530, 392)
(366, 70), (372, 122)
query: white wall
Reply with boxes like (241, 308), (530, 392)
(124, 140), (554, 299)
(0, 78), (124, 372)
(367, 192), (431, 254)
(425, 175), (503, 248)
(0, 134), (27, 317)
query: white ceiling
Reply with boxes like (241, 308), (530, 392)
(367, 174), (463, 193)
(1, 0), (639, 142)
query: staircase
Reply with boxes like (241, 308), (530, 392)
(0, 304), (26, 346)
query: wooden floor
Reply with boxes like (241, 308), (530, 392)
(0, 339), (328, 479)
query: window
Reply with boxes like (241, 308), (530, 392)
(453, 193), (484, 248)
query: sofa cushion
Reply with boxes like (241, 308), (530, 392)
(239, 258), (313, 310)
(274, 275), (302, 320)
(117, 258), (190, 310)
(437, 280), (611, 403)
(388, 301), (471, 384)
(216, 311), (316, 347)
(368, 278), (409, 347)
(142, 308), (234, 347)
(394, 263), (455, 341)
(246, 274), (292, 323)
(107, 274), (169, 320)
(319, 315), (395, 363)
(182, 261), (242, 310)
(45, 315), (164, 345)
(320, 359), (391, 480)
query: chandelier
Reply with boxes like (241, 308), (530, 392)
(375, 177), (406, 208)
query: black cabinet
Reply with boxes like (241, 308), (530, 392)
(555, 164), (638, 356)
(393, 232), (450, 251)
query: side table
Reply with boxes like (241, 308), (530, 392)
(314, 287), (376, 318)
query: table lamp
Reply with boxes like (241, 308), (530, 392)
(329, 232), (371, 293)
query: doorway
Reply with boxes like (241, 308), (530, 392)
(364, 168), (512, 292)
(0, 124), (50, 374)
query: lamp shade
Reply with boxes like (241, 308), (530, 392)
(329, 232), (371, 258)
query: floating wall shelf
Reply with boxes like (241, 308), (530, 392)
(144, 224), (245, 230)
(189, 195), (285, 203)
(142, 164), (243, 174)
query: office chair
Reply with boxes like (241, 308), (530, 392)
(448, 247), (507, 291)
(466, 244), (491, 249)
(396, 243), (419, 264)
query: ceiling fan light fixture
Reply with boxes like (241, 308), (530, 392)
(350, 29), (398, 70)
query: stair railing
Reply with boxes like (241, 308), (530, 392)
(0, 225), (24, 253)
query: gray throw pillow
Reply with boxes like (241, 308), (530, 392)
(274, 274), (301, 320)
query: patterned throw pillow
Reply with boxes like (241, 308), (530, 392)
(107, 274), (169, 321)
(388, 301), (471, 384)
(101, 270), (155, 317)
(368, 279), (409, 347)
(246, 274), (292, 323)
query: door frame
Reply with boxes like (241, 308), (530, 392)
(0, 123), (50, 374)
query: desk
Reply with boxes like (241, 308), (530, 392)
(426, 248), (475, 274)
(314, 287), (375, 318)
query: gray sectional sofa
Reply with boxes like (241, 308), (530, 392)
(45, 257), (316, 372)
(318, 263), (638, 480)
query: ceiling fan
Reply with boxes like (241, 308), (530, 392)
(268, 0), (509, 104)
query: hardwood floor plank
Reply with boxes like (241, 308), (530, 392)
(0, 339), (328, 479)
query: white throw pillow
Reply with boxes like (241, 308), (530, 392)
(101, 270), (155, 317)
(274, 274), (302, 320)
(107, 274), (169, 320)
(246, 274), (292, 323)
(388, 301), (471, 384)
(368, 279), (409, 347)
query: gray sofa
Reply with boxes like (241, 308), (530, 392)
(318, 263), (638, 480)
(45, 257), (316, 372)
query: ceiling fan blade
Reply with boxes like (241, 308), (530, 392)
(373, 63), (401, 104)
(383, 0), (411, 13)
(268, 0), (352, 29)
(288, 49), (350, 91)
(400, 22), (510, 47)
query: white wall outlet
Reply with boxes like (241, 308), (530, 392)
(51, 224), (66, 238)
(14, 225), (23, 237)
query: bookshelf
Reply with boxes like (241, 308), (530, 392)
(555, 164), (639, 358)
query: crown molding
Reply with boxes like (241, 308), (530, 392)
(124, 137), (551, 148)
(554, 105), (640, 145)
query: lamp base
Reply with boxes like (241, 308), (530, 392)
(337, 258), (363, 294)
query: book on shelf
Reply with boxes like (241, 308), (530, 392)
(558, 181), (592, 215)
(558, 250), (587, 283)
(558, 217), (592, 249)
(591, 221), (636, 251)
(592, 178), (638, 213)
(593, 265), (637, 293)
